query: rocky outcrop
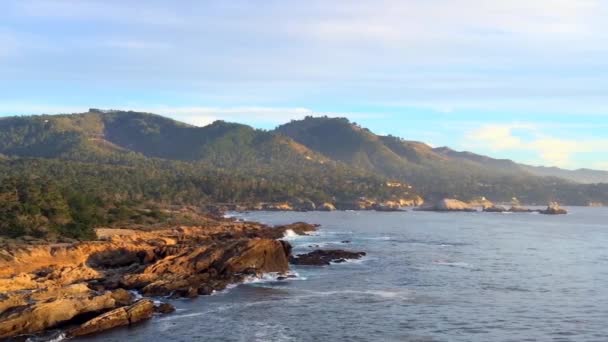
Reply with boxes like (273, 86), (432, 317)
(122, 238), (291, 297)
(540, 202), (568, 215)
(415, 199), (477, 212)
(468, 197), (494, 208)
(289, 250), (366, 266)
(273, 222), (319, 237)
(262, 202), (294, 211)
(483, 205), (507, 213)
(292, 199), (316, 211)
(0, 217), (304, 339)
(318, 202), (337, 211)
(397, 196), (425, 207)
(508, 205), (536, 213)
(0, 285), (119, 339)
(372, 202), (405, 212)
(67, 299), (155, 338)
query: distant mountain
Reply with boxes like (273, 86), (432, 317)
(0, 110), (418, 207)
(431, 145), (608, 184)
(276, 116), (607, 204)
(0, 110), (606, 205)
(520, 165), (608, 184)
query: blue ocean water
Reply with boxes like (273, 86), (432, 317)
(79, 208), (608, 342)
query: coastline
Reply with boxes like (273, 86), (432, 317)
(0, 217), (319, 340)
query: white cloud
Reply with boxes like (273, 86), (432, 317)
(466, 124), (527, 150)
(141, 106), (317, 127)
(465, 124), (608, 168)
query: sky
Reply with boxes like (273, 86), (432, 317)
(1, 0), (608, 170)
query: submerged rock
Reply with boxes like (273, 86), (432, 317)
(155, 302), (176, 314)
(289, 249), (366, 266)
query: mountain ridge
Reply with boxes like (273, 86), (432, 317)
(0, 110), (606, 205)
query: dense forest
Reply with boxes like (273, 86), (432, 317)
(0, 110), (606, 240)
(0, 157), (414, 240)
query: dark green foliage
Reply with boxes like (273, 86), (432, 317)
(0, 177), (96, 239)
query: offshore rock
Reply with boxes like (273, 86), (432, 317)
(483, 205), (507, 213)
(290, 249), (366, 266)
(540, 202), (568, 215)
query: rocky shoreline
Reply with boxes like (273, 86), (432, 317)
(219, 198), (569, 215)
(0, 217), (363, 340)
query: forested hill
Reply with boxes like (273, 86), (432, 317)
(0, 110), (606, 211)
(0, 110), (421, 239)
(0, 110), (328, 166)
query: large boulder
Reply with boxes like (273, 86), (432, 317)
(67, 299), (155, 338)
(0, 286), (117, 339)
(290, 250), (366, 266)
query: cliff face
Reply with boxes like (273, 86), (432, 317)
(0, 219), (312, 339)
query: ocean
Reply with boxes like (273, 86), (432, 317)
(78, 208), (608, 342)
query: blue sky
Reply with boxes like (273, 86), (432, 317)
(1, 0), (607, 170)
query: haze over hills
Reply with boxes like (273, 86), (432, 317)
(0, 110), (607, 207)
(433, 146), (608, 184)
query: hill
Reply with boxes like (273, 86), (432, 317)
(276, 116), (607, 204)
(0, 110), (423, 239)
(0, 110), (606, 213)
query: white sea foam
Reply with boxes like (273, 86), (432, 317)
(362, 236), (391, 241)
(329, 255), (371, 265)
(211, 271), (307, 296)
(130, 290), (143, 300)
(157, 312), (205, 321)
(297, 289), (412, 300)
(283, 229), (299, 238)
(433, 261), (473, 268)
(26, 332), (66, 342)
(243, 271), (307, 284)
